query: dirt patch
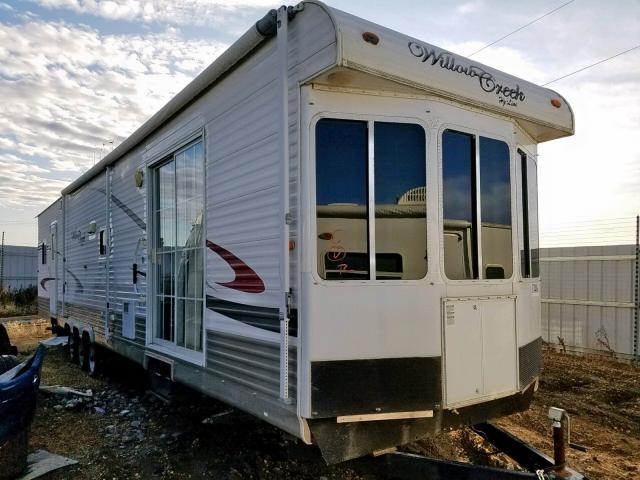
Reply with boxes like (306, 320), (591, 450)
(2, 316), (50, 352)
(21, 345), (640, 479)
(498, 350), (640, 479)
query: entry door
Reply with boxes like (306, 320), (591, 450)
(443, 296), (518, 407)
(150, 140), (205, 358)
(49, 223), (58, 316)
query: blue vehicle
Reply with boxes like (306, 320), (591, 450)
(0, 345), (45, 477)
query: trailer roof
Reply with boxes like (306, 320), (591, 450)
(60, 1), (573, 196)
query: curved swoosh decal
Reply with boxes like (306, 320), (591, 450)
(206, 240), (265, 294)
(40, 277), (54, 291)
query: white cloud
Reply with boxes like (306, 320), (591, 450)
(33, 0), (278, 26)
(456, 1), (483, 15)
(0, 157), (69, 207)
(0, 20), (227, 180)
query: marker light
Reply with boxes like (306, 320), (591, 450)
(318, 232), (333, 240)
(362, 32), (379, 45)
(551, 99), (562, 108)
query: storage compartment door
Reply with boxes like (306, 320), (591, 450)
(444, 297), (518, 407)
(480, 297), (518, 396)
(443, 300), (483, 406)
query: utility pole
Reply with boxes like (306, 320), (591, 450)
(634, 215), (639, 362)
(0, 231), (4, 292)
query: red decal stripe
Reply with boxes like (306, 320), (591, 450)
(206, 240), (265, 294)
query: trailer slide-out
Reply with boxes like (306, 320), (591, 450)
(37, 1), (574, 463)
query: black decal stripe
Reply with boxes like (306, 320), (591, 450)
(110, 194), (146, 230)
(40, 277), (54, 291)
(65, 268), (83, 293)
(97, 187), (146, 230)
(206, 295), (297, 336)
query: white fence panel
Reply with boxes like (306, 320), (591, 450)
(540, 245), (638, 360)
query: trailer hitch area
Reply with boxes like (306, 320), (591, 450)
(470, 417), (589, 480)
(547, 407), (588, 476)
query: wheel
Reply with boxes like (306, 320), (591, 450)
(86, 341), (99, 377)
(70, 330), (80, 364)
(81, 335), (98, 375)
(64, 326), (72, 358)
(77, 332), (85, 367)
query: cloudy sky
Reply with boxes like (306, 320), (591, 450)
(0, 0), (638, 246)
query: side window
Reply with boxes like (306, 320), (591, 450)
(374, 122), (427, 280)
(316, 119), (369, 280)
(316, 118), (427, 281)
(480, 137), (512, 279)
(519, 149), (539, 278)
(41, 242), (47, 265)
(442, 130), (512, 280)
(99, 228), (107, 256)
(442, 130), (477, 279)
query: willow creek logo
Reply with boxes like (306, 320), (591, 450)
(407, 41), (525, 107)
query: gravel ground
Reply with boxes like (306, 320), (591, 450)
(14, 339), (640, 479)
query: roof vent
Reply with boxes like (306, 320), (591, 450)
(398, 187), (426, 205)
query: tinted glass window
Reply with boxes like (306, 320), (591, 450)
(374, 122), (426, 280)
(480, 137), (512, 279)
(528, 157), (539, 277)
(316, 119), (369, 280)
(520, 151), (540, 278)
(442, 130), (477, 279)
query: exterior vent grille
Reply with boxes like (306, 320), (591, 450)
(519, 336), (543, 388)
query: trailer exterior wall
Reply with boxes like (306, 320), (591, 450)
(40, 1), (337, 438)
(108, 150), (148, 354)
(37, 199), (62, 320)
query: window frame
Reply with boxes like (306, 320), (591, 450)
(147, 134), (206, 365)
(41, 242), (47, 265)
(439, 123), (515, 283)
(517, 147), (540, 280)
(311, 113), (429, 285)
(98, 227), (107, 257)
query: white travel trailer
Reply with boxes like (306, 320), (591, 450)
(37, 1), (574, 462)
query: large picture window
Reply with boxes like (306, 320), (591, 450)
(153, 140), (204, 352)
(316, 118), (427, 281)
(442, 130), (512, 280)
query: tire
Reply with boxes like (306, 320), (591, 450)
(86, 341), (99, 377)
(78, 333), (86, 368)
(0, 355), (19, 375)
(64, 326), (72, 359)
(70, 330), (80, 364)
(80, 334), (95, 374)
